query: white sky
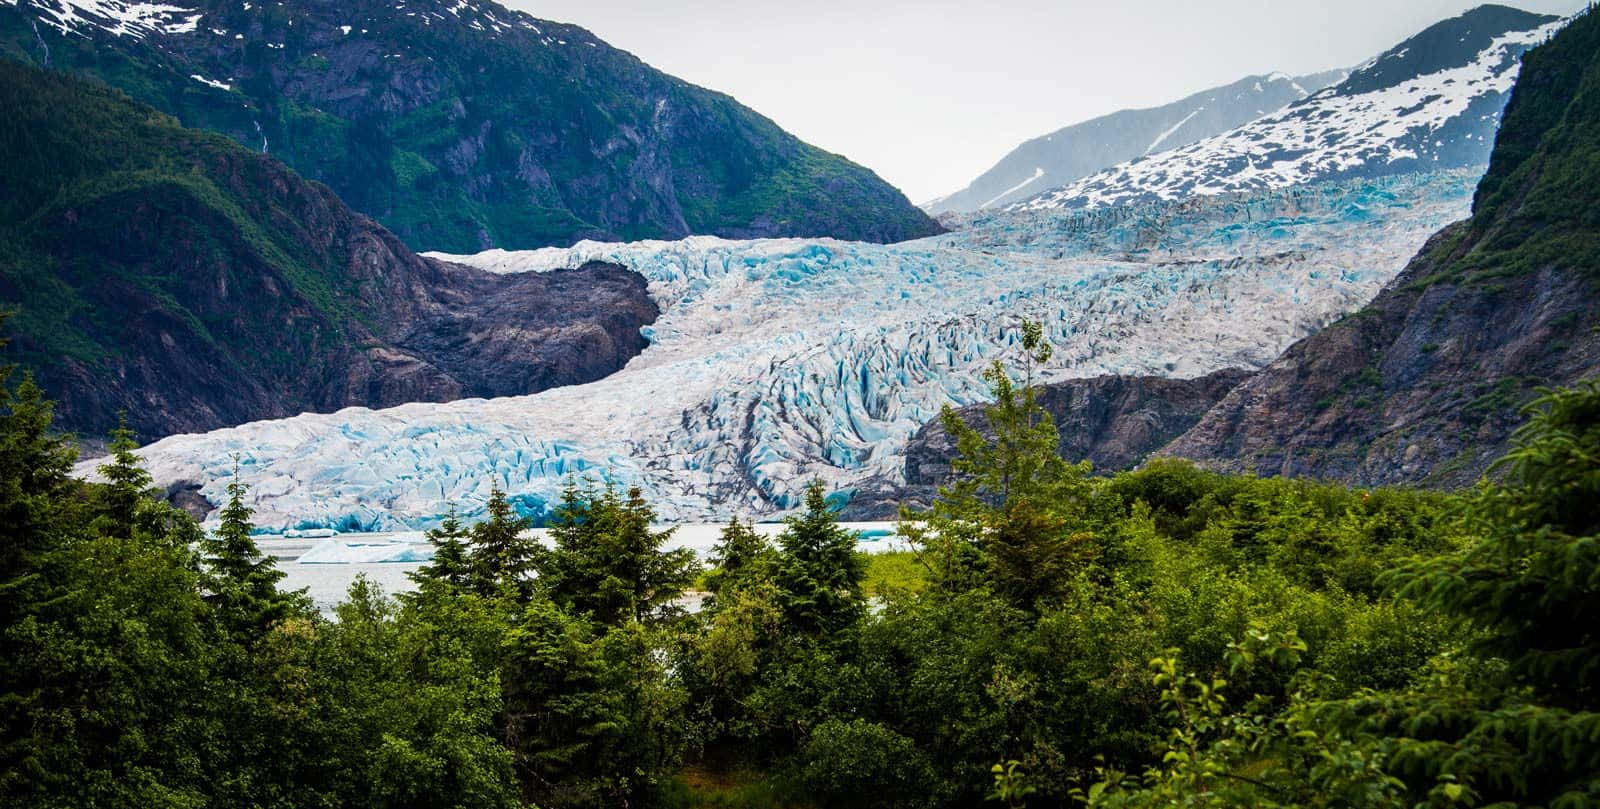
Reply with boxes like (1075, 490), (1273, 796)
(507, 1), (1587, 203)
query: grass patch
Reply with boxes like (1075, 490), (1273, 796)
(860, 550), (928, 597)
(659, 766), (812, 809)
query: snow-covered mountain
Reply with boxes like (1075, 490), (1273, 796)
(1014, 5), (1562, 212)
(96, 171), (1479, 531)
(924, 70), (1347, 215)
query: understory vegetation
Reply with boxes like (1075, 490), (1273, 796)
(2, 322), (1597, 808)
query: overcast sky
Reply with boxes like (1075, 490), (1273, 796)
(507, 0), (1587, 203)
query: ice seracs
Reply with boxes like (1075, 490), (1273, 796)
(93, 172), (1479, 532)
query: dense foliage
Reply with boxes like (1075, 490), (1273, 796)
(2, 314), (1598, 807)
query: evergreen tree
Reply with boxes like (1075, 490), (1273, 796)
(612, 486), (698, 625)
(907, 318), (1097, 608)
(92, 412), (153, 537)
(411, 505), (472, 591)
(0, 372), (78, 591)
(200, 467), (297, 637)
(704, 516), (775, 607)
(775, 481), (865, 635)
(465, 485), (538, 599)
(1411, 381), (1600, 701)
(541, 483), (696, 625)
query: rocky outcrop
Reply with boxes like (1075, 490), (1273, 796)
(0, 62), (658, 440)
(1160, 8), (1600, 486)
(1, 0), (941, 252)
(841, 368), (1252, 518)
(1159, 229), (1600, 486)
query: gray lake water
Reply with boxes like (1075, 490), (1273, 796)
(269, 522), (912, 611)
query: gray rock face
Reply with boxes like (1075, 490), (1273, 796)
(1158, 228), (1600, 487)
(841, 369), (1252, 519)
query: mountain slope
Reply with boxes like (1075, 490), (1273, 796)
(1015, 5), (1562, 212)
(924, 70), (1346, 214)
(0, 61), (658, 440)
(1161, 6), (1600, 487)
(0, 0), (940, 252)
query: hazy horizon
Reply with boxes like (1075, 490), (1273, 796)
(510, 0), (1587, 203)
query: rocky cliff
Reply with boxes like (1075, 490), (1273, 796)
(0, 0), (940, 252)
(1161, 7), (1600, 486)
(0, 62), (657, 440)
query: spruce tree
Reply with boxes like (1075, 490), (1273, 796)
(1406, 381), (1600, 704)
(93, 412), (153, 537)
(0, 372), (78, 626)
(705, 516), (774, 606)
(201, 468), (295, 637)
(775, 480), (865, 635)
(465, 485), (537, 599)
(612, 486), (697, 625)
(911, 318), (1097, 608)
(542, 483), (696, 625)
(411, 505), (472, 590)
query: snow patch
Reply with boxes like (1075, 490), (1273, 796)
(22, 0), (205, 39)
(1145, 107), (1203, 155)
(188, 73), (231, 90)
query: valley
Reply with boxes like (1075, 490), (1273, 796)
(3, 1), (1599, 808)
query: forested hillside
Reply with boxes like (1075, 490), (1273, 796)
(0, 0), (940, 251)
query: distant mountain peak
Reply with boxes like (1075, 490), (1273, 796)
(924, 69), (1346, 215)
(1012, 8), (1563, 212)
(1333, 4), (1560, 97)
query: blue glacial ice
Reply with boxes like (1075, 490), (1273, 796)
(90, 172), (1479, 531)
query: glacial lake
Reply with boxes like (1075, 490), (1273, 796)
(266, 522), (914, 611)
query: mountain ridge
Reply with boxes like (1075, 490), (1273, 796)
(1158, 4), (1600, 485)
(0, 0), (941, 252)
(1012, 4), (1561, 212)
(923, 69), (1348, 215)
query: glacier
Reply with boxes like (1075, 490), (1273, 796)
(92, 171), (1478, 531)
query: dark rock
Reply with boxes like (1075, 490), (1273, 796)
(165, 481), (216, 522)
